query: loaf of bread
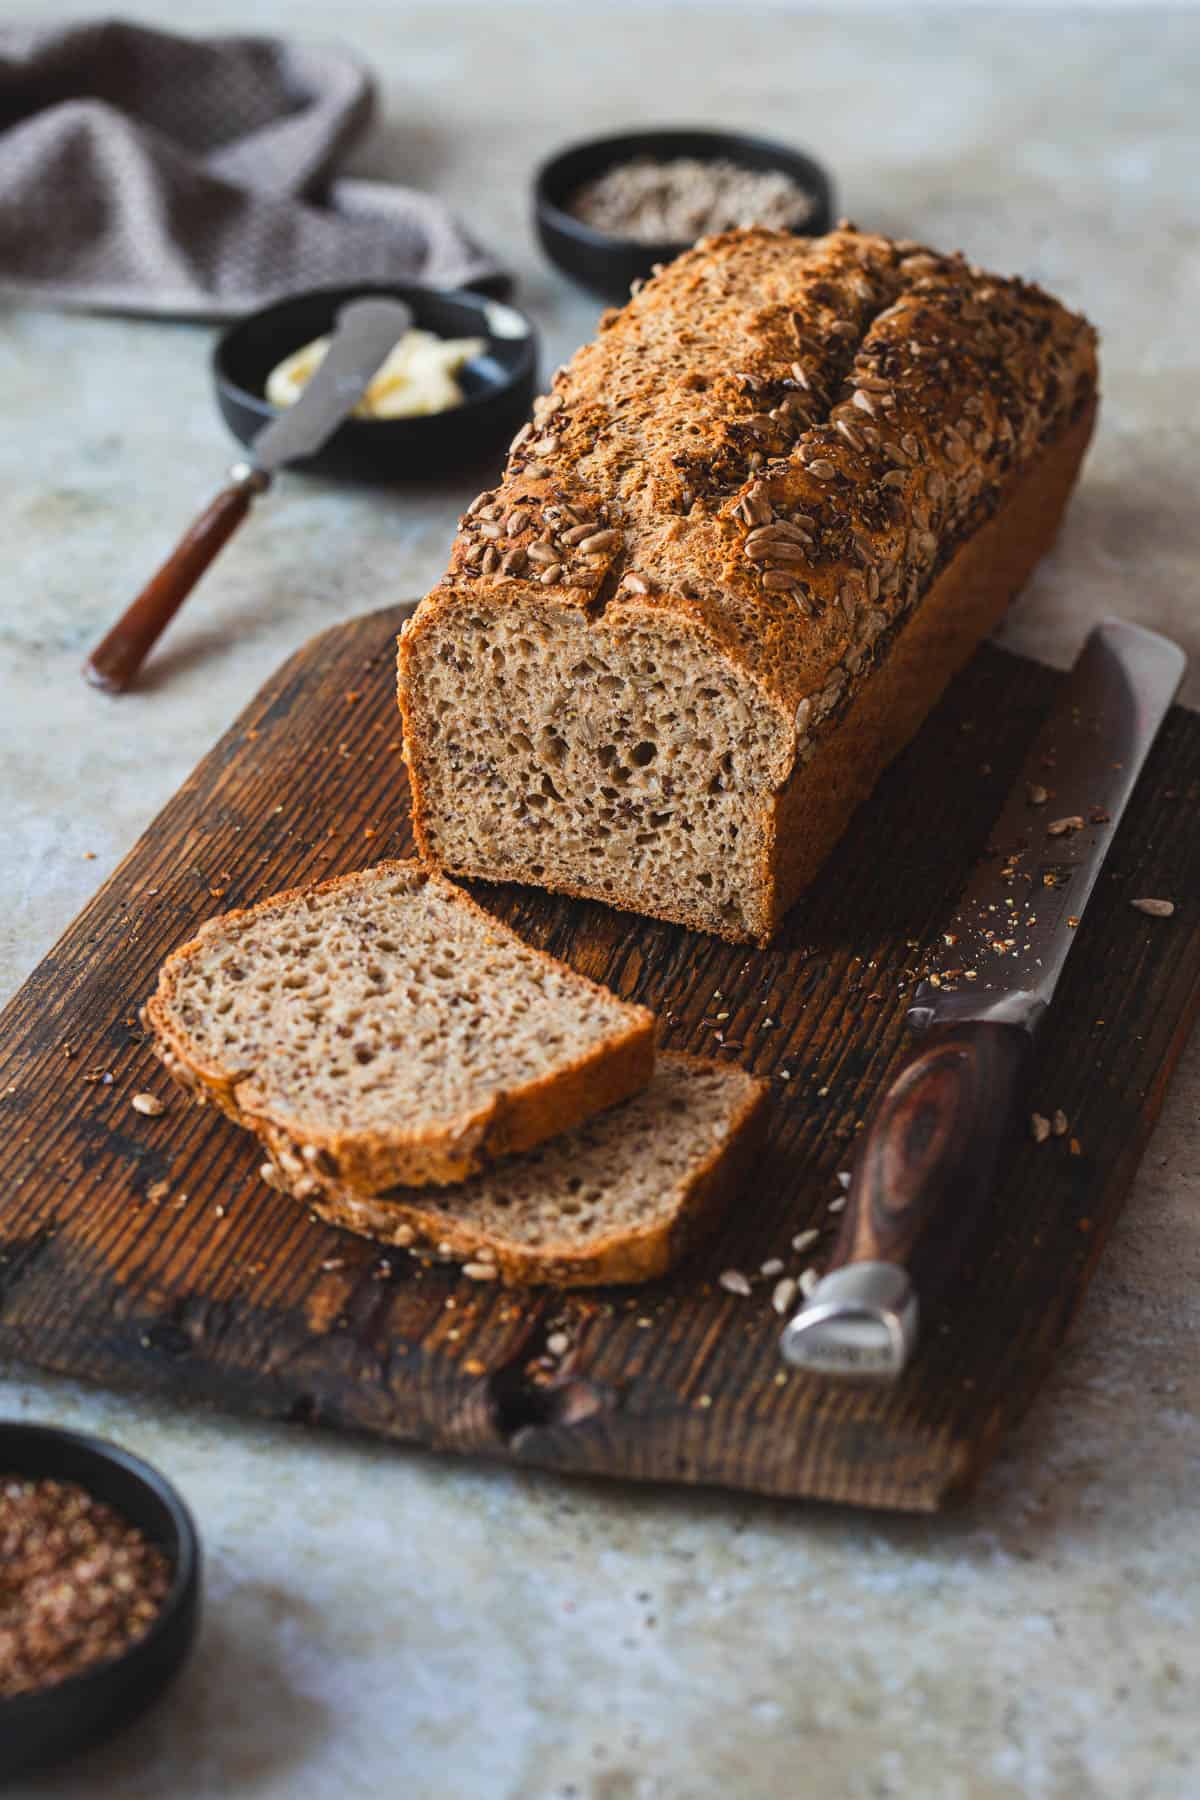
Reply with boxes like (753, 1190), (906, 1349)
(263, 1053), (768, 1286)
(399, 225), (1098, 942)
(143, 861), (654, 1192)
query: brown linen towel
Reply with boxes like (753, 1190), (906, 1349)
(0, 18), (504, 318)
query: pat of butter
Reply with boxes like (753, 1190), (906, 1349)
(265, 328), (486, 419)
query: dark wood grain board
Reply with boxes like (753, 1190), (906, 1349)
(2, 607), (1197, 1512)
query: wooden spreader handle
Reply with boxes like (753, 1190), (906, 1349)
(830, 1020), (1033, 1303)
(84, 466), (269, 694)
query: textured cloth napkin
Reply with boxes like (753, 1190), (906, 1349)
(0, 18), (504, 317)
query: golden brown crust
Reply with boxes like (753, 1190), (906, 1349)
(402, 225), (1096, 718)
(763, 399), (1098, 936)
(143, 860), (656, 1190)
(265, 1055), (770, 1286)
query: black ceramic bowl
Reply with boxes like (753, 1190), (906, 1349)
(214, 283), (539, 482)
(0, 1423), (201, 1780)
(534, 127), (835, 303)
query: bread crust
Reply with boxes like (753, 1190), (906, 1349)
(264, 1054), (769, 1286)
(143, 860), (656, 1191)
(398, 225), (1098, 943)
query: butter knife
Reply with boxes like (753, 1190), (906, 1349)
(780, 619), (1185, 1381)
(83, 297), (413, 694)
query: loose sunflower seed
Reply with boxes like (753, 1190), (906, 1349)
(1047, 816), (1085, 837)
(791, 1228), (820, 1254)
(1030, 1112), (1052, 1143)
(772, 1277), (798, 1315)
(799, 1267), (821, 1297)
(806, 459), (837, 481)
(1131, 897), (1175, 917)
(622, 572), (652, 594)
(131, 1092), (165, 1116)
(719, 1269), (752, 1297)
(463, 1261), (499, 1281)
(1052, 1109), (1069, 1136)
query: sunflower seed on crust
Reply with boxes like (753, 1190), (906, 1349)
(538, 563), (563, 585)
(578, 528), (622, 554)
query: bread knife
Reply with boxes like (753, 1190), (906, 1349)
(83, 296), (414, 694)
(779, 619), (1185, 1381)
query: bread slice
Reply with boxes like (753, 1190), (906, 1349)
(263, 1053), (768, 1286)
(143, 860), (655, 1192)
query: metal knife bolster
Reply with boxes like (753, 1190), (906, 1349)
(781, 621), (1186, 1382)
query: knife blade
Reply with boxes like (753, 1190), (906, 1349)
(779, 619), (1186, 1381)
(249, 298), (414, 470)
(83, 296), (413, 694)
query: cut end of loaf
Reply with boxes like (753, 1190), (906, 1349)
(145, 860), (655, 1191)
(401, 600), (783, 940)
(290, 1053), (770, 1286)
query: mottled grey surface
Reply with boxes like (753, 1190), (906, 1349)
(2, 6), (1199, 1798)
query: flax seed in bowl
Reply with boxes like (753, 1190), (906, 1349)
(535, 126), (834, 302)
(0, 1423), (200, 1780)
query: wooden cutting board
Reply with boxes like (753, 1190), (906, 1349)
(2, 606), (1197, 1512)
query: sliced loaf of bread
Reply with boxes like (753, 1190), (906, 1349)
(263, 1054), (768, 1285)
(143, 860), (655, 1192)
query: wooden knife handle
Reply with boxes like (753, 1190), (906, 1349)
(83, 468), (268, 694)
(828, 1020), (1033, 1305)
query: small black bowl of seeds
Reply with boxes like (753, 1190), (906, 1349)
(0, 1422), (200, 1779)
(534, 126), (834, 302)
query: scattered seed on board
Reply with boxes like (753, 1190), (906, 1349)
(1052, 1109), (1069, 1136)
(1047, 816), (1085, 837)
(799, 1267), (820, 1298)
(1027, 783), (1048, 806)
(836, 1171), (852, 1189)
(1030, 1112), (1052, 1143)
(131, 1092), (165, 1116)
(1131, 898), (1174, 918)
(772, 1276), (798, 1315)
(719, 1269), (752, 1297)
(760, 1257), (784, 1277)
(791, 1228), (819, 1254)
